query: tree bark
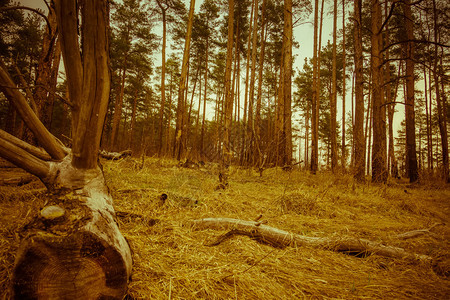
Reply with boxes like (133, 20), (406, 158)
(282, 0), (293, 166)
(255, 0), (267, 167)
(403, 0), (418, 182)
(341, 0), (346, 169)
(13, 159), (132, 298)
(248, 0), (259, 165)
(353, 0), (365, 181)
(370, 0), (387, 183)
(240, 0), (255, 165)
(311, 0), (319, 174)
(432, 0), (449, 182)
(0, 1), (133, 297)
(110, 60), (127, 151)
(175, 0), (195, 161)
(157, 3), (167, 156)
(223, 0), (234, 165)
(200, 25), (209, 160)
(331, 0), (338, 172)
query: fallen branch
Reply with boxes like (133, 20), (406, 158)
(396, 223), (444, 240)
(100, 149), (132, 160)
(191, 218), (432, 262)
(1, 175), (34, 186)
(116, 187), (158, 193)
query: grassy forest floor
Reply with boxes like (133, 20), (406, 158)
(0, 157), (449, 299)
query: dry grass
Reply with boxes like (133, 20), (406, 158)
(0, 157), (449, 299)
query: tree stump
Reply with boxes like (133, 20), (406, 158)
(12, 166), (132, 299)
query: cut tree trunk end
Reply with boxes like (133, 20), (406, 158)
(12, 157), (132, 299)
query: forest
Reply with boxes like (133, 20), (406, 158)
(0, 0), (448, 299)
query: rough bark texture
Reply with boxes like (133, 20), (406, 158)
(353, 0), (365, 181)
(223, 0), (234, 165)
(370, 0), (387, 183)
(0, 1), (134, 298)
(13, 157), (132, 298)
(282, 0), (293, 167)
(174, 0), (195, 161)
(403, 0), (418, 182)
(432, 0), (449, 182)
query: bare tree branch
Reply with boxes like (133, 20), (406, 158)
(0, 135), (50, 180)
(0, 129), (52, 161)
(0, 6), (52, 36)
(0, 60), (66, 160)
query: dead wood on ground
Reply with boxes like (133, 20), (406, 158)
(191, 217), (433, 262)
(100, 149), (132, 160)
(396, 223), (444, 240)
(0, 175), (34, 186)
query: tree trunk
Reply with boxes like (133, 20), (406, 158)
(223, 0), (234, 165)
(110, 61), (127, 151)
(341, 0), (346, 169)
(432, 0), (449, 182)
(13, 158), (132, 298)
(331, 0), (338, 172)
(424, 66), (431, 172)
(353, 0), (365, 181)
(157, 4), (167, 156)
(403, 0), (418, 182)
(34, 6), (60, 130)
(240, 0), (255, 165)
(311, 0), (319, 174)
(255, 0), (267, 167)
(175, 0), (195, 161)
(200, 25), (210, 160)
(128, 86), (139, 150)
(370, 0), (387, 183)
(0, 1), (132, 297)
(282, 0), (293, 166)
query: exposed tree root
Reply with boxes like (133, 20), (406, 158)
(191, 217), (433, 262)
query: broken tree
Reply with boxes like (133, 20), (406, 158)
(0, 0), (132, 298)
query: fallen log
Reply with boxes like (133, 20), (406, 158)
(100, 149), (132, 160)
(191, 218), (432, 262)
(1, 175), (34, 186)
(12, 158), (132, 299)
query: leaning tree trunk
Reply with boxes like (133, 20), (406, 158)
(0, 0), (132, 298)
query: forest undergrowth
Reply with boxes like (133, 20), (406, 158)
(0, 157), (449, 299)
